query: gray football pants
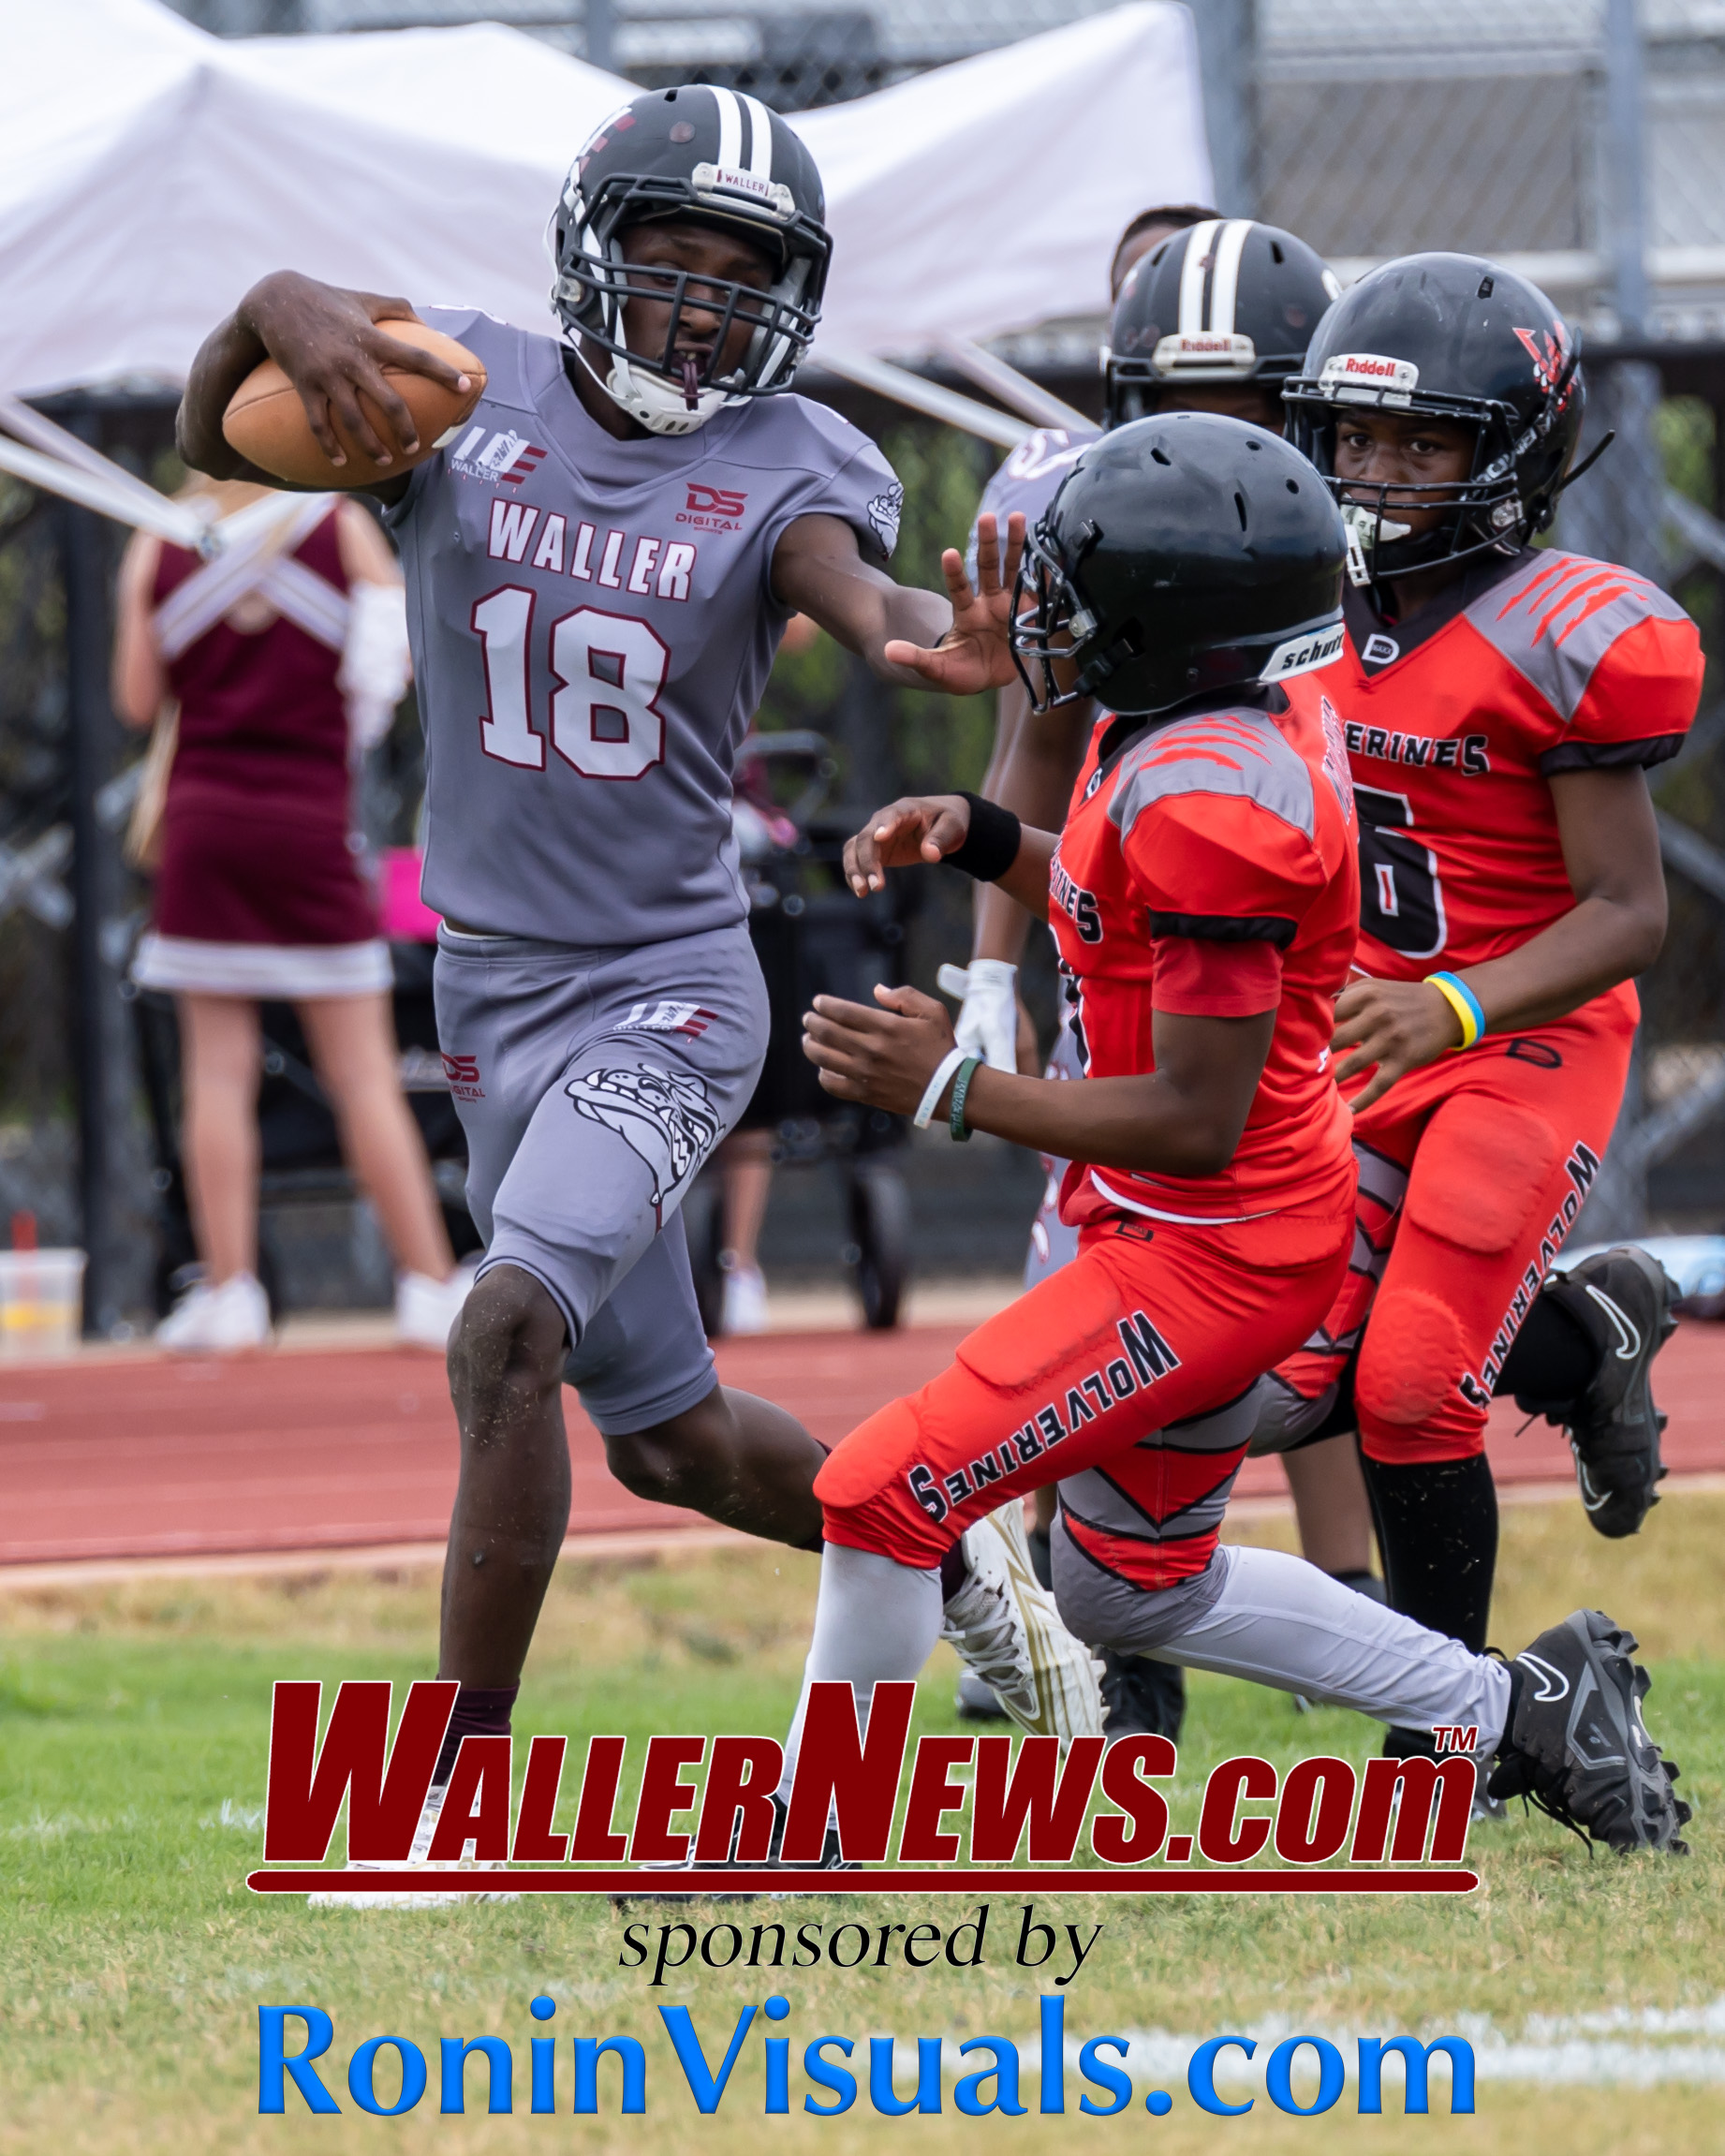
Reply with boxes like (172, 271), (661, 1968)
(775, 1540), (1510, 1793)
(1022, 1012), (1084, 1292)
(1052, 1529), (1511, 1745)
(434, 923), (767, 1434)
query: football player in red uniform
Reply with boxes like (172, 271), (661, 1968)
(767, 416), (1688, 1865)
(955, 218), (1364, 1742)
(1260, 254), (1703, 1776)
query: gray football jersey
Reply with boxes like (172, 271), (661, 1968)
(965, 424), (1098, 583)
(390, 309), (903, 945)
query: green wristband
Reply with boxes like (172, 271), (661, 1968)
(949, 1055), (981, 1143)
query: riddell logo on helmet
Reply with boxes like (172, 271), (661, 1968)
(1152, 332), (1257, 377)
(1320, 352), (1420, 405)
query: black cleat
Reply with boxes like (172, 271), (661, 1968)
(1099, 1649), (1187, 1743)
(1524, 1248), (1677, 1539)
(1487, 1609), (1689, 1853)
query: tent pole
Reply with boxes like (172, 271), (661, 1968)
(813, 349), (1031, 447)
(933, 336), (1094, 433)
(61, 403), (121, 1336)
(586, 0), (614, 73)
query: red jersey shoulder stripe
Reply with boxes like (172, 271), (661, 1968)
(1108, 707), (1317, 840)
(1466, 550), (1693, 722)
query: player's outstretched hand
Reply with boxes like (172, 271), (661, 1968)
(882, 511), (1025, 694)
(1332, 977), (1466, 1112)
(239, 273), (473, 470)
(802, 984), (957, 1115)
(843, 794), (973, 894)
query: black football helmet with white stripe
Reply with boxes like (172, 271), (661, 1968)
(550, 87), (832, 436)
(1103, 219), (1342, 427)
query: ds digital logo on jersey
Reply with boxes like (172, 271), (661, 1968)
(680, 484), (748, 531)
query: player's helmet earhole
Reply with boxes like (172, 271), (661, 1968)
(1234, 491), (1248, 530)
(1270, 240), (1285, 263)
(1478, 274), (1494, 297)
(1286, 478), (1300, 493)
(1246, 437), (1261, 449)
(1150, 446), (1172, 465)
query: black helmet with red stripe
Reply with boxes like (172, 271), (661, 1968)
(1282, 251), (1585, 580)
(1103, 218), (1342, 427)
(550, 87), (832, 436)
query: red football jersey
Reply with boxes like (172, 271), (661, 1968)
(1336, 549), (1703, 1015)
(1047, 683), (1361, 1226)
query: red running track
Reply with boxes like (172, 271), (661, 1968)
(1, 1321), (1722, 1567)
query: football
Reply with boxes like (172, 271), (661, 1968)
(221, 317), (486, 488)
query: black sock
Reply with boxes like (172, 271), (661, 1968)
(1358, 1453), (1498, 1656)
(433, 1683), (520, 1787)
(939, 1543), (969, 1602)
(1495, 1290), (1598, 1409)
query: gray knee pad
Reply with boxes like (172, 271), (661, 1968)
(1246, 1374), (1341, 1457)
(1050, 1514), (1230, 1658)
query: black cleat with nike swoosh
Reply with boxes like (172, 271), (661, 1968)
(1522, 1247), (1678, 1540)
(1488, 1609), (1689, 1853)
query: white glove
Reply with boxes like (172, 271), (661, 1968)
(340, 580), (412, 753)
(937, 958), (1019, 1074)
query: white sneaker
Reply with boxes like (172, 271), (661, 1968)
(939, 1505), (1103, 1745)
(155, 1271), (271, 1353)
(719, 1260), (768, 1336)
(396, 1262), (478, 1351)
(306, 1779), (519, 1907)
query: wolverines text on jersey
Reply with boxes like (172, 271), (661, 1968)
(1340, 549), (1702, 1011)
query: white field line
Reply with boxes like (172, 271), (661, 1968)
(986, 2003), (1725, 2090)
(804, 2015), (1725, 2092)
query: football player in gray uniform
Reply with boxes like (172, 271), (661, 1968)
(178, 88), (1100, 1834)
(951, 218), (1357, 1744)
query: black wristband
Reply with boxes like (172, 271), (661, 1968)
(946, 793), (1023, 881)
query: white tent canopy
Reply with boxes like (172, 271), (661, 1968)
(0, 0), (1210, 399)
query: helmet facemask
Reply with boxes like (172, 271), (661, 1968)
(550, 171), (828, 437)
(1010, 519), (1127, 714)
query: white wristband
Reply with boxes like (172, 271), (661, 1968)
(913, 1046), (968, 1130)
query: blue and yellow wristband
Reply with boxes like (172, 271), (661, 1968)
(1424, 970), (1485, 1051)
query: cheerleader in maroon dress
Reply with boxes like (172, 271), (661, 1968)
(113, 480), (469, 1351)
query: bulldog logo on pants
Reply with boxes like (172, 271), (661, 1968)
(565, 1066), (721, 1224)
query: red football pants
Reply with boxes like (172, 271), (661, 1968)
(816, 1186), (1353, 1589)
(1273, 1000), (1634, 1466)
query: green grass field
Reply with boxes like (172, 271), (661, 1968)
(2, 1496), (1722, 2155)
